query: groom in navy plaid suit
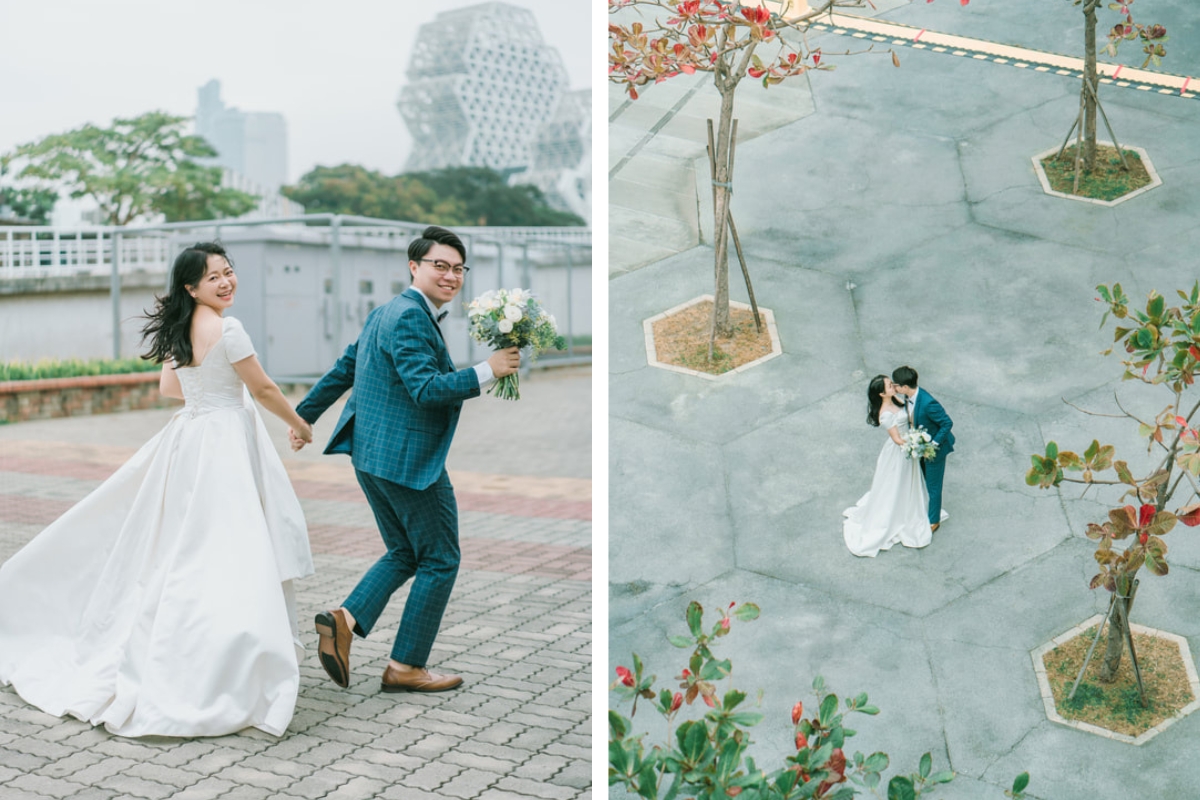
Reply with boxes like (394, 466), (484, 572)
(292, 226), (519, 693)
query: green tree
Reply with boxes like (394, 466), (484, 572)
(0, 157), (56, 223)
(408, 167), (586, 227)
(281, 163), (465, 222)
(4, 111), (257, 226)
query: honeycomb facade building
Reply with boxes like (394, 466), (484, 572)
(397, 2), (589, 221)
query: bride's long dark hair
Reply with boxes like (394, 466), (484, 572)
(141, 242), (231, 366)
(866, 375), (888, 427)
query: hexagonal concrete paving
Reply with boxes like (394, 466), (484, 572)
(608, 1), (1200, 797)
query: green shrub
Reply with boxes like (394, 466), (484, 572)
(0, 357), (159, 382)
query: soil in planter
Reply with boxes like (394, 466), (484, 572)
(1043, 624), (1195, 737)
(652, 300), (772, 375)
(1040, 144), (1152, 201)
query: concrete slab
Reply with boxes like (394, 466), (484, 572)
(609, 0), (1200, 796)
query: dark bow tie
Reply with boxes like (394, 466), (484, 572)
(436, 309), (449, 323)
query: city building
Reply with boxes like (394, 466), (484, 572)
(396, 2), (590, 221)
(195, 79), (288, 193)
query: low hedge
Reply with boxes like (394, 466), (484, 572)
(0, 357), (160, 382)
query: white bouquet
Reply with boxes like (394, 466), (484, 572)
(466, 288), (565, 400)
(901, 426), (939, 461)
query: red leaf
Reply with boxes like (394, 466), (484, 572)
(616, 666), (634, 686)
(747, 66), (765, 78)
(1139, 531), (1149, 544)
(795, 731), (808, 750)
(791, 701), (804, 725)
(629, 86), (639, 100)
(681, 64), (695, 74)
(1190, 345), (1200, 361)
(671, 692), (683, 711)
(1177, 504), (1200, 526)
(812, 50), (821, 65)
(1139, 503), (1156, 528)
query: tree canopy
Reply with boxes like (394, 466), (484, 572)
(2, 111), (258, 226)
(283, 164), (585, 227)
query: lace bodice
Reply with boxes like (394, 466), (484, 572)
(176, 317), (256, 415)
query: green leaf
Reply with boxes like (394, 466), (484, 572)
(819, 694), (838, 726)
(863, 752), (889, 773)
(1013, 772), (1030, 793)
(609, 738), (630, 775)
(686, 601), (703, 638)
(723, 689), (747, 711)
(930, 770), (955, 784)
(668, 635), (694, 648)
(1046, 441), (1059, 460)
(919, 753), (932, 779)
(610, 710), (629, 740)
(678, 720), (709, 761)
(734, 602), (760, 621)
(887, 775), (916, 800)
(727, 711), (763, 726)
(700, 658), (732, 681)
(1149, 293), (1165, 320)
(857, 705), (880, 715)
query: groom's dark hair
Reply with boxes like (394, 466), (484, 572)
(892, 366), (918, 389)
(408, 225), (467, 264)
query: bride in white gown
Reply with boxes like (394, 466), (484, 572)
(843, 375), (945, 558)
(0, 242), (315, 737)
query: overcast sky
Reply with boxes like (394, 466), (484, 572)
(0, 0), (591, 184)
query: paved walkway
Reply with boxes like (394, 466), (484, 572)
(609, 0), (1200, 797)
(0, 367), (590, 800)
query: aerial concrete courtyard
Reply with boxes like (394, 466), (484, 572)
(608, 0), (1200, 796)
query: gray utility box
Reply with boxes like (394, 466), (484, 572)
(216, 224), (590, 380)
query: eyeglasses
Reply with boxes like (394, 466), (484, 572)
(419, 258), (469, 277)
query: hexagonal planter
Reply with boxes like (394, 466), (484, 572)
(1032, 142), (1162, 207)
(1032, 614), (1200, 745)
(643, 295), (782, 380)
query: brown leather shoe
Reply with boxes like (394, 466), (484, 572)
(314, 609), (353, 688)
(930, 522), (940, 533)
(381, 664), (463, 693)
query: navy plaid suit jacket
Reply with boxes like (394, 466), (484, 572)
(913, 389), (955, 461)
(297, 288), (481, 490)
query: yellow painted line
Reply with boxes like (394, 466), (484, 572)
(760, 4), (1194, 96)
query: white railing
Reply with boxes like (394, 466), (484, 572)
(0, 218), (592, 282)
(0, 228), (176, 279)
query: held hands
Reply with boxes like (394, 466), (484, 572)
(288, 421), (314, 452)
(487, 346), (521, 378)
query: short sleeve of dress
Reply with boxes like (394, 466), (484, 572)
(223, 317), (256, 363)
(880, 410), (902, 429)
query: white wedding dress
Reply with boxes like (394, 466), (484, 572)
(842, 406), (946, 557)
(0, 317), (313, 737)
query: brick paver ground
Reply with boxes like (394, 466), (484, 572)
(0, 367), (590, 800)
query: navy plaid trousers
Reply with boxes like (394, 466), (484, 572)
(344, 468), (460, 667)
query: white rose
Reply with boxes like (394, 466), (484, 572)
(498, 319), (514, 333)
(503, 305), (522, 322)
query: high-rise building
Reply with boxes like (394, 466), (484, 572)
(195, 80), (288, 193)
(520, 89), (591, 222)
(398, 2), (567, 173)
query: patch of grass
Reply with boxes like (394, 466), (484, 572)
(651, 300), (772, 376)
(1040, 144), (1152, 201)
(0, 357), (159, 382)
(1043, 623), (1194, 737)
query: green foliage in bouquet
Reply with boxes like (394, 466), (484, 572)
(606, 601), (1021, 800)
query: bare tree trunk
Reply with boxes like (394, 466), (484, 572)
(1099, 579), (1136, 682)
(711, 80), (737, 339)
(1082, 0), (1099, 172)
